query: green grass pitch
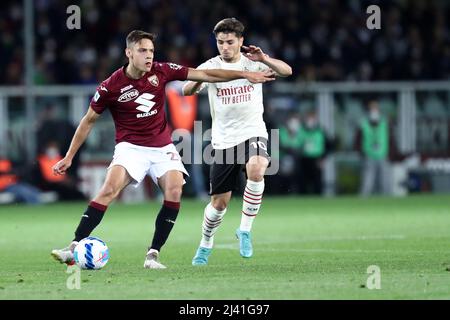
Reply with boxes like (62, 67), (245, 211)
(1, 195), (450, 300)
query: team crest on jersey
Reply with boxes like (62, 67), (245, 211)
(167, 63), (182, 70)
(118, 89), (139, 102)
(148, 75), (159, 87)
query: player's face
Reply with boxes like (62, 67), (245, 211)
(126, 39), (154, 73)
(216, 32), (243, 63)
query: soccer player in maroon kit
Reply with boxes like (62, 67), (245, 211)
(50, 30), (275, 269)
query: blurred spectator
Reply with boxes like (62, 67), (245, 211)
(166, 81), (208, 201)
(298, 110), (333, 195)
(2, 0), (450, 85)
(1, 1), (24, 84)
(355, 100), (391, 196)
(33, 141), (86, 201)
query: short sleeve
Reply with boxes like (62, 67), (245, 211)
(161, 62), (189, 82)
(256, 61), (269, 72)
(196, 60), (214, 71)
(90, 83), (110, 114)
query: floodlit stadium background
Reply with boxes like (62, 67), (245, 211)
(1, 0), (450, 202)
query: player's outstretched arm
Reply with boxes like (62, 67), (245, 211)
(182, 79), (203, 96)
(52, 106), (99, 175)
(186, 68), (275, 86)
(242, 45), (292, 77)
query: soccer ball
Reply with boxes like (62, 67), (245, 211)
(73, 237), (109, 270)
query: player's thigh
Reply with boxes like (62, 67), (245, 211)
(246, 155), (269, 178)
(99, 165), (133, 196)
(110, 142), (152, 187)
(157, 170), (184, 200)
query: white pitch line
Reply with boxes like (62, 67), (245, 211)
(264, 234), (406, 242)
(214, 234), (407, 252)
(214, 245), (431, 254)
(213, 234), (406, 245)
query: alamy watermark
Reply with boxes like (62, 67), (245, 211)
(66, 264), (81, 290)
(172, 121), (280, 175)
(367, 5), (381, 30)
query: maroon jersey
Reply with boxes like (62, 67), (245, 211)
(90, 62), (189, 147)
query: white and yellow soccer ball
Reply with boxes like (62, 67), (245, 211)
(73, 237), (109, 270)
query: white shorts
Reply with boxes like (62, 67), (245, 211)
(108, 142), (189, 188)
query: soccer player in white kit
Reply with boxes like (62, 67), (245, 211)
(183, 18), (292, 265)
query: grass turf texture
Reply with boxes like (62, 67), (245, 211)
(1, 195), (450, 300)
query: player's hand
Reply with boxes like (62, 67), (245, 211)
(52, 157), (72, 175)
(242, 45), (268, 62)
(245, 69), (276, 84)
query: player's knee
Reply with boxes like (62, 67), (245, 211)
(248, 155), (269, 167)
(211, 198), (228, 211)
(164, 185), (183, 202)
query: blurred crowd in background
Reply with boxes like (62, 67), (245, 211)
(2, 0), (450, 85)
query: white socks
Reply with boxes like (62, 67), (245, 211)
(240, 179), (265, 232)
(200, 203), (227, 249)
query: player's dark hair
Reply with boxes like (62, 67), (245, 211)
(213, 18), (245, 38)
(126, 30), (156, 48)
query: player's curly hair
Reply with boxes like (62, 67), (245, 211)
(213, 18), (245, 38)
(126, 30), (156, 48)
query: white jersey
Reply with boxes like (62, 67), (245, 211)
(196, 54), (269, 149)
